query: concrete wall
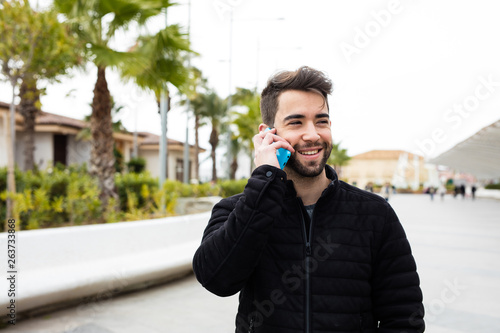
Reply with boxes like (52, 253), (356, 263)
(0, 199), (220, 318)
(14, 132), (53, 170)
(139, 149), (160, 178)
(139, 148), (186, 181)
(67, 135), (91, 165)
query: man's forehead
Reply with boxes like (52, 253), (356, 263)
(276, 91), (328, 119)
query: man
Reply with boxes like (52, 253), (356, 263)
(193, 66), (425, 332)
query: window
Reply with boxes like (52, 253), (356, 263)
(176, 159), (192, 182)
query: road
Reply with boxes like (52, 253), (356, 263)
(8, 194), (500, 332)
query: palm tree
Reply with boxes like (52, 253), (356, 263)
(54, 0), (178, 209)
(197, 91), (227, 182)
(180, 66), (208, 181)
(123, 25), (193, 181)
(327, 141), (351, 179)
(231, 88), (262, 174)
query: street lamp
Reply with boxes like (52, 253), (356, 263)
(183, 0), (192, 184)
(225, 14), (285, 179)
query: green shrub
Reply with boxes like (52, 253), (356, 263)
(485, 183), (500, 190)
(192, 182), (221, 197)
(115, 172), (158, 212)
(0, 166), (102, 230)
(127, 157), (146, 173)
(1, 165), (252, 230)
(219, 179), (247, 198)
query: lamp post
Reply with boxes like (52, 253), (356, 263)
(225, 15), (285, 179)
(183, 0), (192, 184)
(159, 7), (169, 213)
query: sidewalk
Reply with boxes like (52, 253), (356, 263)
(8, 194), (500, 333)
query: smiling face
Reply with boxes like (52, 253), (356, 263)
(274, 90), (333, 178)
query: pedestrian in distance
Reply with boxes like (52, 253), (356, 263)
(460, 184), (466, 199)
(438, 183), (446, 201)
(192, 66), (425, 333)
(429, 187), (436, 201)
(380, 182), (392, 202)
(471, 184), (477, 200)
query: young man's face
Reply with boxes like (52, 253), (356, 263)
(273, 90), (332, 178)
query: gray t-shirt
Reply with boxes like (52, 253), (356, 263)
(304, 204), (315, 221)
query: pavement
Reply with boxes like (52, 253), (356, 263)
(6, 194), (500, 333)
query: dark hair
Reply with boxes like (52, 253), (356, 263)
(260, 66), (333, 126)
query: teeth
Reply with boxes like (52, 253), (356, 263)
(300, 150), (319, 155)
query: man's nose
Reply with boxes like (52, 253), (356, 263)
(302, 123), (320, 142)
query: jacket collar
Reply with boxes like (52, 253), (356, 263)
(285, 165), (339, 199)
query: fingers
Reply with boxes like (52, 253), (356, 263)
(253, 129), (295, 169)
(270, 140), (295, 153)
(254, 129), (295, 153)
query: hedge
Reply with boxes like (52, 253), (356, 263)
(0, 166), (246, 231)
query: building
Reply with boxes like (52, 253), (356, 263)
(341, 150), (435, 190)
(0, 101), (203, 181)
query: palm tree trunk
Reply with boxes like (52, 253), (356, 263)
(90, 66), (118, 213)
(230, 157), (238, 180)
(209, 127), (218, 182)
(19, 76), (40, 171)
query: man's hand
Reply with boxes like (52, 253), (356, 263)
(253, 127), (295, 169)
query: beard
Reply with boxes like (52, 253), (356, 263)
(286, 141), (332, 178)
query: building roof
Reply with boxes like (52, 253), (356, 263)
(352, 150), (423, 160)
(0, 101), (11, 109)
(137, 132), (205, 151)
(37, 111), (88, 129)
(0, 101), (202, 150)
(430, 119), (500, 180)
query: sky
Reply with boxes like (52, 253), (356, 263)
(1, 0), (500, 179)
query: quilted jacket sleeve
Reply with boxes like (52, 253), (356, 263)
(372, 205), (425, 333)
(192, 165), (287, 297)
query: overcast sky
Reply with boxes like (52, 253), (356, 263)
(2, 0), (500, 176)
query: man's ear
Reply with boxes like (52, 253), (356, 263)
(258, 123), (269, 132)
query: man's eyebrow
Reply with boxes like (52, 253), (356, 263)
(283, 113), (330, 122)
(283, 114), (305, 122)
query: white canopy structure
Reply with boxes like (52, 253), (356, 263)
(430, 119), (500, 180)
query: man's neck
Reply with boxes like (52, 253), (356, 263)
(287, 169), (331, 206)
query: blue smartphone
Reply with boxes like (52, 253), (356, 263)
(265, 128), (291, 169)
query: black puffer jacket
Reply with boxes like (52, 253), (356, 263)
(193, 165), (424, 333)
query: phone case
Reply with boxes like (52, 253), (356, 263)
(265, 128), (291, 169)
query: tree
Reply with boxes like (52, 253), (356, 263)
(125, 25), (192, 102)
(0, 0), (80, 222)
(327, 141), (351, 179)
(123, 24), (194, 182)
(231, 87), (262, 175)
(77, 98), (127, 172)
(197, 91), (227, 182)
(16, 5), (82, 171)
(54, 0), (180, 210)
(179, 67), (208, 181)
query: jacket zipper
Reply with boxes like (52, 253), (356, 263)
(299, 199), (313, 333)
(248, 316), (254, 333)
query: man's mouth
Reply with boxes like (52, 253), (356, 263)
(299, 149), (321, 155)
